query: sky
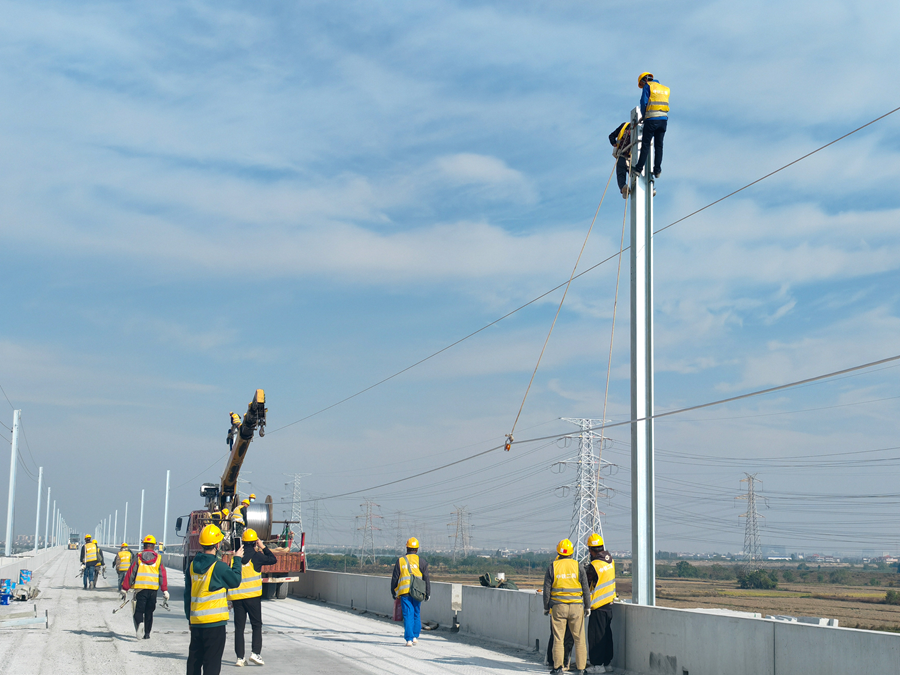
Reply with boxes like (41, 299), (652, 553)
(1, 0), (899, 558)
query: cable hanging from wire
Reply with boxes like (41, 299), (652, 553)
(505, 162), (617, 450)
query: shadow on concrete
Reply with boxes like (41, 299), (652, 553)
(66, 629), (131, 642)
(131, 650), (185, 660)
(429, 655), (547, 672)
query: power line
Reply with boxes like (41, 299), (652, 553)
(0, 383), (14, 411)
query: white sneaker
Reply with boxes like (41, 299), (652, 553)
(135, 626), (141, 639)
(412, 638), (418, 644)
(249, 653), (265, 665)
(405, 641), (414, 647)
(236, 658), (246, 667)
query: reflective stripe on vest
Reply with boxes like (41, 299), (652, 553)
(645, 81), (670, 119)
(616, 122), (631, 144)
(227, 559), (262, 600)
(84, 541), (98, 564)
(550, 558), (583, 604)
(133, 555), (162, 590)
(190, 561), (229, 625)
(590, 559), (616, 608)
(116, 550), (133, 572)
(396, 554), (422, 597)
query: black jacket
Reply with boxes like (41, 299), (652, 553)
(390, 555), (431, 599)
(243, 545), (277, 573)
(80, 543), (105, 566)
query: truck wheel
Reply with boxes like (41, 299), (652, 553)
(276, 582), (288, 599)
(263, 583), (276, 600)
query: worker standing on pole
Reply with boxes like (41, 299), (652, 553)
(185, 524), (243, 674)
(585, 534), (617, 672)
(390, 536), (431, 647)
(113, 542), (133, 598)
(227, 528), (276, 666)
(632, 72), (670, 179)
(80, 534), (104, 590)
(122, 534), (169, 639)
(609, 121), (633, 199)
(543, 538), (590, 675)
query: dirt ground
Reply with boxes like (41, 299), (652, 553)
(430, 572), (900, 633)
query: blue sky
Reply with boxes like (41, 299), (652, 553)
(1, 0), (899, 556)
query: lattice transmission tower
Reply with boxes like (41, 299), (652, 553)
(449, 506), (472, 562)
(356, 500), (382, 567)
(737, 473), (765, 565)
(284, 473), (310, 552)
(557, 418), (610, 562)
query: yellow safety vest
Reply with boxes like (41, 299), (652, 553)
(616, 122), (631, 144)
(133, 554), (162, 590)
(116, 550), (133, 572)
(590, 559), (616, 609)
(395, 554), (422, 597)
(190, 561), (229, 625)
(227, 558), (262, 600)
(645, 81), (670, 119)
(84, 541), (99, 564)
(550, 558), (583, 604)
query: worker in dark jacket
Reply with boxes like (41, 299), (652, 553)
(632, 72), (670, 178)
(79, 534), (105, 590)
(543, 538), (590, 675)
(185, 524), (243, 675)
(609, 121), (633, 199)
(122, 534), (169, 640)
(227, 528), (277, 667)
(584, 533), (616, 672)
(390, 536), (431, 646)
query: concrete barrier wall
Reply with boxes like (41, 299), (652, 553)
(0, 546), (65, 582)
(288, 569), (900, 675)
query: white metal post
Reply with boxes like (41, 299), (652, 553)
(108, 514), (112, 546)
(4, 410), (21, 556)
(33, 467), (43, 554)
(44, 487), (51, 549)
(123, 501), (128, 545)
(162, 470), (170, 548)
(114, 509), (118, 546)
(51, 500), (56, 547)
(629, 106), (656, 606)
(139, 489), (144, 541)
(55, 510), (60, 548)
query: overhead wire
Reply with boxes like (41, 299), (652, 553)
(0, 382), (14, 411)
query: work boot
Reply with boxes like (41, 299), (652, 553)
(236, 658), (246, 667)
(632, 164), (643, 176)
(550, 669), (562, 675)
(249, 653), (264, 665)
(653, 169), (661, 178)
(142, 634), (150, 640)
(620, 185), (629, 199)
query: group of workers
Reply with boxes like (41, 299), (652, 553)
(210, 493), (256, 547)
(544, 534), (617, 674)
(610, 71), (670, 200)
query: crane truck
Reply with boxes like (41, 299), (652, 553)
(175, 389), (306, 599)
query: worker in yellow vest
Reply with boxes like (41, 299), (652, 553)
(542, 538), (590, 675)
(122, 534), (169, 640)
(390, 536), (431, 646)
(585, 533), (617, 672)
(79, 534), (104, 590)
(113, 542), (133, 597)
(184, 524), (242, 674)
(227, 528), (276, 666)
(609, 121), (633, 199)
(632, 71), (670, 179)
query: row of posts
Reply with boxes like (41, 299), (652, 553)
(4, 409), (172, 555)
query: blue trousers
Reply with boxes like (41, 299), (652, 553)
(400, 595), (421, 641)
(83, 565), (96, 588)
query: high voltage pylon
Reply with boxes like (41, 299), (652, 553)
(449, 506), (472, 562)
(393, 511), (406, 552)
(284, 473), (310, 552)
(556, 418), (611, 562)
(309, 500), (320, 551)
(737, 473), (766, 566)
(356, 500), (382, 567)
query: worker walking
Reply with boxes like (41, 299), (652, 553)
(390, 536), (431, 647)
(543, 538), (590, 675)
(227, 528), (277, 667)
(632, 72), (670, 179)
(585, 534), (617, 672)
(113, 542), (133, 597)
(609, 121), (633, 199)
(122, 534), (169, 640)
(79, 534), (104, 590)
(185, 524), (243, 675)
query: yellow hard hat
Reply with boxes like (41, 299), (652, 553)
(406, 537), (420, 549)
(557, 539), (574, 556)
(242, 528), (259, 543)
(222, 508), (230, 515)
(143, 535), (156, 545)
(242, 498), (250, 505)
(84, 534), (92, 541)
(121, 542), (129, 548)
(638, 72), (653, 88)
(249, 493), (256, 499)
(199, 524), (224, 547)
(587, 533), (604, 548)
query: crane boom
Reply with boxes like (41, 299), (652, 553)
(219, 388), (266, 510)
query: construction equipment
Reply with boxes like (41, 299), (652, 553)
(175, 389), (305, 600)
(68, 533), (80, 550)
